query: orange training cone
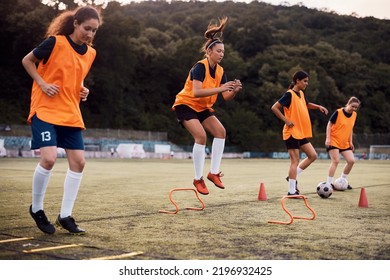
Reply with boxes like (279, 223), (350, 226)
(258, 182), (267, 201)
(358, 188), (368, 208)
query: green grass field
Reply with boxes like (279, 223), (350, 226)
(0, 157), (389, 260)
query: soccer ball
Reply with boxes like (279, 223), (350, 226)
(316, 182), (333, 198)
(333, 177), (348, 191)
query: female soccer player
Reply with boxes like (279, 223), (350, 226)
(172, 17), (243, 195)
(271, 71), (328, 195)
(325, 96), (361, 189)
(22, 6), (101, 234)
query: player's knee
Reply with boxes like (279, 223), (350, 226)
(41, 156), (56, 169)
(309, 152), (318, 162)
(76, 158), (86, 170)
(332, 158), (340, 165)
(218, 127), (226, 138)
(290, 158), (300, 166)
(194, 133), (207, 145)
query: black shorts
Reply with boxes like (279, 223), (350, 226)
(285, 136), (309, 150)
(326, 145), (352, 152)
(174, 105), (214, 127)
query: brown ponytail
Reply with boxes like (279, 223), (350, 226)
(201, 17), (228, 54)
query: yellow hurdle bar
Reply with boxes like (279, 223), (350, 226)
(23, 243), (83, 253)
(0, 237), (34, 244)
(88, 251), (144, 260)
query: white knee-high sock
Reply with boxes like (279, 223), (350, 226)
(193, 143), (206, 180)
(297, 167), (304, 176)
(32, 164), (52, 212)
(210, 138), (225, 174)
(327, 176), (334, 184)
(60, 169), (83, 218)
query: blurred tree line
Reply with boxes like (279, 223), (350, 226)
(1, 0), (389, 151)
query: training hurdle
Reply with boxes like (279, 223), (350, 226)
(268, 195), (316, 225)
(159, 188), (205, 214)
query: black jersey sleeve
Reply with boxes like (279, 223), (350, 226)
(278, 91), (292, 108)
(329, 110), (338, 124)
(221, 72), (227, 84)
(190, 63), (206, 82)
(32, 36), (56, 63)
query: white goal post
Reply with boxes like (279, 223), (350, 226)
(369, 145), (390, 160)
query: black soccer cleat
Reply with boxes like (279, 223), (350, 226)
(55, 215), (86, 235)
(29, 205), (56, 234)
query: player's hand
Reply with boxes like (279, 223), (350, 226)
(220, 81), (235, 93)
(41, 83), (59, 97)
(286, 120), (294, 128)
(232, 79), (243, 93)
(325, 139), (330, 147)
(80, 86), (89, 101)
(319, 105), (328, 115)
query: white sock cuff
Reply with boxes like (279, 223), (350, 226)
(67, 169), (83, 179)
(213, 137), (225, 144)
(36, 164), (52, 175)
(194, 143), (206, 150)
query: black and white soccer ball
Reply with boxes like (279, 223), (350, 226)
(316, 182), (333, 199)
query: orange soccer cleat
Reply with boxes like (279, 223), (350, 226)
(207, 172), (225, 189)
(193, 177), (209, 195)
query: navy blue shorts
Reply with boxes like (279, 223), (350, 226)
(285, 136), (309, 150)
(30, 115), (84, 150)
(174, 105), (214, 127)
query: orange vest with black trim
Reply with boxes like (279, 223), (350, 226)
(172, 58), (223, 112)
(27, 35), (96, 129)
(282, 90), (312, 140)
(330, 108), (357, 149)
